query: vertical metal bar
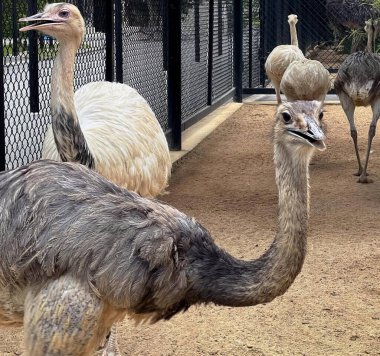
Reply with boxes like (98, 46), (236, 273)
(233, 0), (243, 102)
(167, 0), (181, 150)
(0, 0), (5, 171)
(194, 0), (200, 62)
(162, 0), (168, 71)
(207, 0), (214, 105)
(248, 0), (253, 88)
(114, 0), (123, 83)
(259, 0), (266, 86)
(105, 0), (114, 81)
(28, 0), (39, 113)
(12, 1), (19, 56)
(217, 0), (222, 56)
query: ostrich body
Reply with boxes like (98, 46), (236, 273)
(20, 3), (171, 198)
(326, 0), (380, 32)
(280, 58), (331, 103)
(265, 14), (305, 104)
(334, 19), (380, 183)
(0, 101), (325, 354)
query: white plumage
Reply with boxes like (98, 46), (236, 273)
(32, 3), (172, 199)
(43, 81), (171, 198)
(265, 14), (305, 104)
(280, 58), (331, 103)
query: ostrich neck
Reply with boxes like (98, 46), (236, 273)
(367, 29), (374, 53)
(289, 23), (299, 47)
(50, 41), (94, 168)
(193, 142), (310, 307)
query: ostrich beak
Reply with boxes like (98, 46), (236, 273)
(19, 12), (61, 32)
(287, 116), (326, 151)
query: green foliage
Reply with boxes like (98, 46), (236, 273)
(3, 0), (48, 38)
(371, 0), (380, 9)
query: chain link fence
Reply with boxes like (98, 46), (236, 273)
(253, 0), (380, 91)
(2, 0), (247, 171)
(2, 0), (107, 170)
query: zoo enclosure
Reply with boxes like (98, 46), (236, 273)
(1, 0), (251, 171)
(1, 0), (377, 171)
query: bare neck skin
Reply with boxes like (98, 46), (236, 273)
(289, 22), (299, 47)
(194, 141), (311, 307)
(50, 38), (94, 168)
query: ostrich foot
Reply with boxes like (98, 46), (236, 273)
(99, 328), (121, 356)
(353, 170), (368, 177)
(357, 175), (373, 184)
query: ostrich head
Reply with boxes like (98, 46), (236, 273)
(273, 101), (326, 157)
(288, 14), (298, 25)
(19, 3), (85, 46)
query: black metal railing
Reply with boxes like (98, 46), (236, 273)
(1, 0), (256, 171)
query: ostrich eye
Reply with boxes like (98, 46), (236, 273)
(282, 112), (292, 124)
(59, 10), (70, 18)
(319, 112), (324, 120)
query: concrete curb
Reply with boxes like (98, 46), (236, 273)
(170, 102), (243, 164)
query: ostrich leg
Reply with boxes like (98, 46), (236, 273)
(358, 97), (380, 183)
(100, 325), (121, 356)
(23, 275), (109, 356)
(339, 92), (362, 175)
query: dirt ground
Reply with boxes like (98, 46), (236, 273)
(1, 103), (379, 355)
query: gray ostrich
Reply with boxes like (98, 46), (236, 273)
(0, 100), (325, 355)
(326, 0), (380, 49)
(335, 19), (380, 183)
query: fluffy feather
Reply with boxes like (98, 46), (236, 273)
(280, 59), (331, 102)
(43, 81), (171, 198)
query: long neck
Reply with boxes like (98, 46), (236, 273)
(367, 27), (374, 53)
(289, 21), (299, 47)
(193, 142), (311, 307)
(50, 39), (94, 168)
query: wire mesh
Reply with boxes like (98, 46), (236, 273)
(242, 0), (261, 88)
(2, 0), (242, 171)
(181, 0), (210, 121)
(121, 0), (168, 131)
(211, 0), (233, 100)
(256, 0), (380, 90)
(2, 0), (107, 170)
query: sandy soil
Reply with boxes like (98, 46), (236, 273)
(0, 103), (379, 355)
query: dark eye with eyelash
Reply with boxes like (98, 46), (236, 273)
(282, 112), (292, 123)
(319, 112), (324, 120)
(59, 10), (69, 18)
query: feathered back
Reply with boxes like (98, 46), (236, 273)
(280, 59), (331, 102)
(0, 160), (202, 316)
(43, 82), (171, 197)
(334, 52), (380, 106)
(265, 45), (305, 88)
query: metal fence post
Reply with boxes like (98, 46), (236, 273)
(207, 0), (214, 106)
(12, 1), (19, 56)
(0, 0), (5, 171)
(114, 0), (123, 83)
(233, 0), (243, 103)
(28, 0), (39, 113)
(248, 0), (253, 88)
(194, 0), (200, 62)
(167, 0), (182, 150)
(105, 0), (114, 81)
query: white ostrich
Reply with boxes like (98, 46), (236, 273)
(280, 58), (331, 103)
(265, 14), (305, 104)
(20, 3), (171, 199)
(0, 100), (326, 355)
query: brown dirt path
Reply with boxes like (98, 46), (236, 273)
(0, 103), (379, 355)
